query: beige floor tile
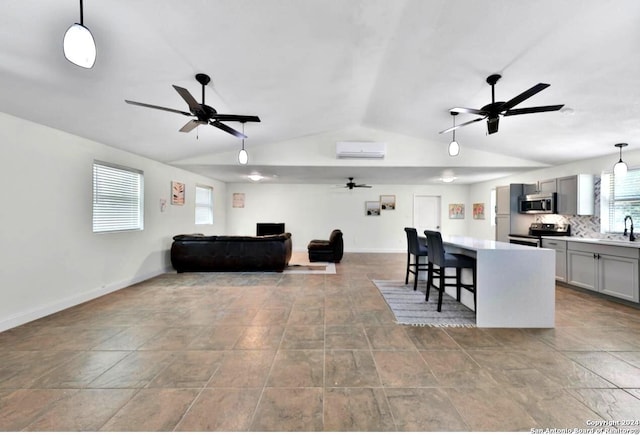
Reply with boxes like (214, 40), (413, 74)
(325, 349), (381, 387)
(324, 387), (395, 431)
(88, 351), (177, 388)
(565, 351), (640, 388)
(420, 350), (498, 388)
(364, 324), (416, 350)
(404, 325), (460, 350)
(567, 388), (640, 428)
(0, 350), (77, 389)
(187, 324), (245, 349)
(266, 349), (324, 387)
(251, 387), (323, 431)
(176, 388), (262, 431)
(233, 325), (285, 350)
(281, 324), (324, 349)
(446, 387), (538, 431)
(385, 387), (469, 431)
(148, 350), (224, 388)
(100, 388), (198, 431)
(0, 389), (76, 431)
(373, 350), (438, 387)
(29, 351), (129, 388)
(206, 350), (275, 388)
(22, 389), (136, 431)
(325, 324), (369, 349)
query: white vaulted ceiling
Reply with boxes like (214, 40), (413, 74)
(2, 0), (640, 184)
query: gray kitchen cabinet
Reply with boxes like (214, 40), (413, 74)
(523, 179), (557, 195)
(496, 185), (510, 215)
(557, 174), (594, 215)
(495, 215), (510, 243)
(542, 238), (567, 282)
(567, 241), (639, 302)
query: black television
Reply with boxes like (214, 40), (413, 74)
(256, 222), (285, 236)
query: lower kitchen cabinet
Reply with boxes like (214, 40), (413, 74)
(542, 239), (567, 282)
(567, 242), (640, 303)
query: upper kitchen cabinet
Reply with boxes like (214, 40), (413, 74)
(523, 179), (557, 195)
(557, 174), (595, 215)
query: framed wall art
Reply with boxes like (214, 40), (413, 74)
(365, 201), (381, 216)
(448, 203), (464, 219)
(171, 181), (185, 205)
(232, 193), (245, 208)
(380, 195), (396, 210)
(473, 203), (485, 219)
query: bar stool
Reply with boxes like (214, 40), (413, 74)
(404, 227), (430, 290)
(423, 230), (476, 312)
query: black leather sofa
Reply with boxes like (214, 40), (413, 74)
(171, 233), (292, 272)
(307, 229), (344, 263)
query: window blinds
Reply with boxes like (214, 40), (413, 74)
(603, 168), (640, 233)
(93, 161), (144, 233)
(195, 185), (213, 225)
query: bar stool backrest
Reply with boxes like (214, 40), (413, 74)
(404, 227), (422, 256)
(424, 230), (445, 266)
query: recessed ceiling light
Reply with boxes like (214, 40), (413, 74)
(247, 174), (264, 181)
(440, 176), (457, 183)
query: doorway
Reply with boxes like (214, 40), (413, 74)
(413, 195), (441, 234)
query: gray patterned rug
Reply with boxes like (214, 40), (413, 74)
(372, 280), (476, 327)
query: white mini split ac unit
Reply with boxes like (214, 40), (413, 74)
(336, 141), (386, 159)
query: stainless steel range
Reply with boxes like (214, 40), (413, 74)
(509, 222), (570, 247)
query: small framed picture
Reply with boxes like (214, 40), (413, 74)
(232, 193), (245, 208)
(380, 195), (396, 210)
(473, 203), (485, 219)
(365, 201), (381, 216)
(448, 203), (464, 219)
(171, 181), (185, 205)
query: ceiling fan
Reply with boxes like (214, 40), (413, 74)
(125, 73), (260, 139)
(439, 74), (564, 135)
(344, 177), (372, 189)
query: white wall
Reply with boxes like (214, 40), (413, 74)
(225, 182), (470, 252)
(0, 113), (226, 331)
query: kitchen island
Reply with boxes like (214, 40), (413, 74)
(442, 236), (555, 328)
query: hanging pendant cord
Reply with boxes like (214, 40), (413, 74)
(79, 0), (84, 25)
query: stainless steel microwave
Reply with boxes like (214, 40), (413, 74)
(518, 193), (557, 214)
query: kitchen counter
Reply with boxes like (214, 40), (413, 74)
(442, 236), (555, 328)
(542, 236), (640, 249)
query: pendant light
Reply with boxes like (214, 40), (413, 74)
(238, 122), (248, 165)
(448, 111), (460, 157)
(613, 143), (628, 176)
(63, 0), (96, 68)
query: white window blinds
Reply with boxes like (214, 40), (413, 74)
(93, 161), (144, 233)
(601, 168), (640, 233)
(195, 185), (213, 225)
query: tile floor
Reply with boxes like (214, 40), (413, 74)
(1, 252), (640, 431)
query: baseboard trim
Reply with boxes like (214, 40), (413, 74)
(0, 267), (173, 333)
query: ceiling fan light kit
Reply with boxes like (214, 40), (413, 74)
(439, 74), (564, 136)
(238, 122), (249, 165)
(125, 73), (260, 139)
(448, 111), (460, 156)
(63, 0), (96, 68)
(613, 143), (628, 176)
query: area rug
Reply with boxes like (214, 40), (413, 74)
(372, 280), (476, 327)
(283, 262), (336, 274)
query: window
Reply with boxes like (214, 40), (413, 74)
(601, 168), (640, 233)
(195, 185), (213, 225)
(92, 161), (144, 233)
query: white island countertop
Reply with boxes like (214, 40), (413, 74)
(440, 235), (555, 328)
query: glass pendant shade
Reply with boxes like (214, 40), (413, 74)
(238, 148), (248, 165)
(613, 143), (628, 176)
(448, 140), (460, 157)
(614, 159), (628, 176)
(63, 23), (96, 68)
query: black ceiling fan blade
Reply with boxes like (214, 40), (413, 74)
(439, 117), (485, 134)
(210, 121), (247, 138)
(172, 85), (200, 112)
(211, 114), (261, 123)
(179, 119), (205, 133)
(501, 83), (550, 111)
(450, 107), (486, 116)
(125, 100), (191, 116)
(355, 185), (372, 188)
(503, 104), (565, 116)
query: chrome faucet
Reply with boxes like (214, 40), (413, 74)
(624, 215), (635, 241)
